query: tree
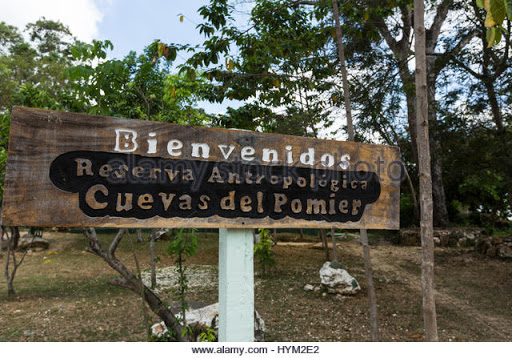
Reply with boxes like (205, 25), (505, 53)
(0, 18), (85, 188)
(361, 0), (479, 227)
(179, 0), (340, 134)
(415, 0), (439, 341)
(2, 225), (27, 298)
(84, 228), (190, 341)
(68, 41), (212, 126)
(0, 18), (79, 114)
(331, 0), (379, 341)
(444, 5), (512, 220)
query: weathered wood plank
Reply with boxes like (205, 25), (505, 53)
(2, 107), (400, 229)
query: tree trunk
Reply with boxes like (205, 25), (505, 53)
(5, 238), (15, 298)
(480, 27), (506, 135)
(426, 61), (449, 228)
(0, 227), (4, 256)
(414, 0), (439, 341)
(150, 230), (157, 289)
(430, 151), (449, 227)
(360, 229), (379, 340)
(332, 0), (379, 341)
(7, 277), (15, 298)
(136, 228), (143, 243)
(11, 227), (19, 250)
(400, 73), (419, 165)
(330, 228), (338, 262)
(404, 164), (420, 222)
(483, 80), (505, 134)
(319, 229), (330, 261)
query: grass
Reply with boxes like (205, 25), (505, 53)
(1, 230), (511, 341)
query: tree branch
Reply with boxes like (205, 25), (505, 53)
(426, 0), (454, 52)
(434, 29), (478, 75)
(109, 229), (125, 256)
(449, 56), (482, 79)
(16, 234), (35, 268)
(108, 277), (136, 290)
(290, 0), (327, 5)
(371, 15), (399, 55)
(83, 227), (103, 254)
(398, 6), (413, 55)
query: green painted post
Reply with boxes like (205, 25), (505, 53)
(218, 228), (254, 342)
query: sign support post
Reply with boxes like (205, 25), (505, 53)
(218, 228), (254, 342)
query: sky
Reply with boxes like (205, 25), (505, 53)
(0, 0), (240, 114)
(0, 0), (209, 56)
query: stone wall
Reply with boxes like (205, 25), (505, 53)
(399, 227), (512, 260)
(476, 236), (512, 259)
(399, 228), (482, 247)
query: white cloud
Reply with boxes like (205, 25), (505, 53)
(0, 0), (104, 42)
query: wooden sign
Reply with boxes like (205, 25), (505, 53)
(1, 107), (401, 229)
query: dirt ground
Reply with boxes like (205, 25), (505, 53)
(0, 230), (511, 342)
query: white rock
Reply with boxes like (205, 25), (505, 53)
(23, 330), (35, 337)
(303, 284), (314, 292)
(151, 322), (168, 337)
(319, 261), (361, 295)
(155, 303), (265, 342)
(18, 234), (49, 251)
(177, 303), (219, 328)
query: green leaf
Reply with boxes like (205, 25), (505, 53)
(506, 0), (512, 19)
(187, 69), (196, 81)
(485, 27), (497, 48)
(165, 47), (176, 61)
(180, 15), (184, 23)
(486, 27), (501, 48)
(477, 0), (485, 8)
(157, 43), (165, 57)
(495, 27), (503, 44)
(490, 0), (507, 25)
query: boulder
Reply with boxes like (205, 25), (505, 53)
(319, 261), (360, 295)
(152, 303), (265, 342)
(17, 234), (49, 251)
(497, 245), (512, 259)
(476, 237), (492, 255)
